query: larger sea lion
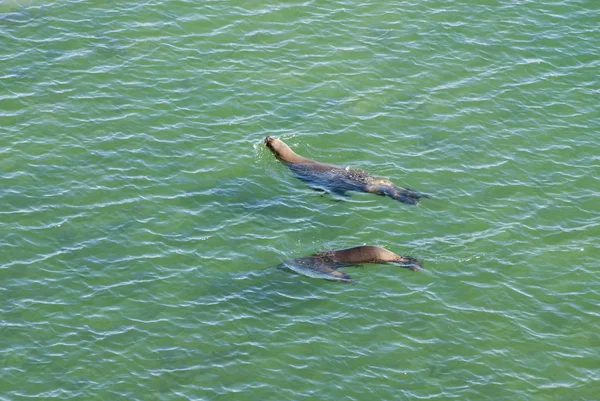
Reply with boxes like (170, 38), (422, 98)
(280, 245), (423, 283)
(264, 136), (429, 205)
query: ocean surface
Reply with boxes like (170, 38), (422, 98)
(1, 0), (599, 399)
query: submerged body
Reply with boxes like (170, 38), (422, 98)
(280, 245), (423, 283)
(264, 136), (429, 205)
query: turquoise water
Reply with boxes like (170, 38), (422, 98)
(1, 0), (599, 399)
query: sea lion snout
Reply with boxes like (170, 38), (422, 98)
(264, 136), (278, 151)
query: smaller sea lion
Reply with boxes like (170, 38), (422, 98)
(264, 136), (429, 205)
(280, 245), (423, 283)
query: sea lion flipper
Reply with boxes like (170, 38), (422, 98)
(330, 188), (350, 198)
(309, 186), (349, 198)
(365, 184), (417, 205)
(392, 256), (424, 271)
(320, 266), (354, 283)
(391, 192), (418, 205)
(367, 183), (431, 205)
(281, 256), (354, 283)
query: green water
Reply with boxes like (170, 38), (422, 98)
(1, 0), (599, 399)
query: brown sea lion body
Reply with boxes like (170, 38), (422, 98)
(322, 245), (422, 268)
(281, 245), (423, 283)
(264, 136), (429, 205)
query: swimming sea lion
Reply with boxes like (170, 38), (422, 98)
(264, 136), (429, 205)
(280, 245), (423, 283)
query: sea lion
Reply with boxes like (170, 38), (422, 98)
(280, 245), (423, 283)
(264, 136), (429, 205)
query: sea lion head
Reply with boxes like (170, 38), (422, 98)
(264, 136), (284, 152)
(264, 136), (296, 161)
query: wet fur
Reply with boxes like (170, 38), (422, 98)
(264, 136), (429, 205)
(281, 245), (423, 283)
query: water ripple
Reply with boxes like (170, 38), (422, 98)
(1, 0), (599, 399)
